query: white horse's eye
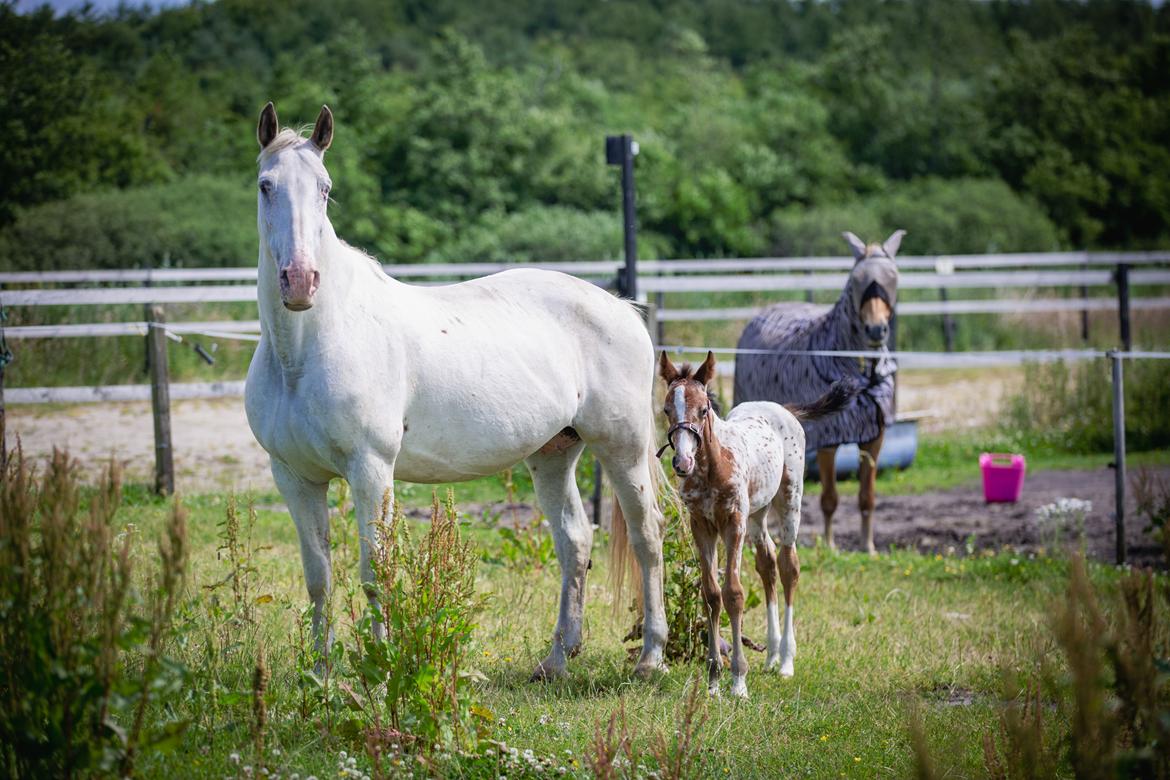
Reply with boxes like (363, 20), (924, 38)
(259, 180), (273, 196)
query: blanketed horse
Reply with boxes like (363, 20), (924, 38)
(733, 231), (903, 553)
(244, 103), (670, 680)
(658, 351), (856, 697)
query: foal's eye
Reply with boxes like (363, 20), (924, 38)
(699, 407), (708, 417)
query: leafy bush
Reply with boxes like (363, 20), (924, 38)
(0, 175), (255, 271)
(1002, 359), (1170, 453)
(0, 448), (188, 777)
(426, 206), (625, 264)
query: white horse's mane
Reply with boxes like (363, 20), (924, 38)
(256, 126), (314, 164)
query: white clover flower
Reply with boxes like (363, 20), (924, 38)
(229, 753), (241, 765)
(339, 751), (348, 761)
(272, 749), (282, 757)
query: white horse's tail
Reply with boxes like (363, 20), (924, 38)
(608, 417), (679, 621)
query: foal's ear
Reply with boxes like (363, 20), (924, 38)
(842, 231), (868, 262)
(658, 351), (679, 383)
(693, 350), (717, 386)
(257, 102), (279, 149)
(310, 105), (334, 152)
(882, 229), (907, 259)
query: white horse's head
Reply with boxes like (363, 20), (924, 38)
(842, 229), (905, 348)
(256, 102), (334, 311)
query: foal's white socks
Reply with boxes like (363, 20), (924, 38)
(765, 603), (797, 678)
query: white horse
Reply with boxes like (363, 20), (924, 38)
(244, 103), (669, 679)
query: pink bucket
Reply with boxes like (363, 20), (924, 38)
(980, 453), (1026, 503)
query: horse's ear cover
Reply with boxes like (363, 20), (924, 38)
(257, 102), (279, 149)
(842, 231), (868, 261)
(882, 229), (907, 259)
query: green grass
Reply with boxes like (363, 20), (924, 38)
(107, 485), (1155, 779)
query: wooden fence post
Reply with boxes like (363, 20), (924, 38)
(146, 304), (174, 495)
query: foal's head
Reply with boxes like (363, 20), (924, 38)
(842, 229), (905, 348)
(658, 350), (718, 477)
(256, 102), (335, 311)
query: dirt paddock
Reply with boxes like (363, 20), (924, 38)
(7, 390), (1167, 568)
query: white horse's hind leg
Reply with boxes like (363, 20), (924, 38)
(346, 455), (396, 642)
(272, 460), (332, 652)
(600, 451), (668, 678)
(525, 440), (590, 681)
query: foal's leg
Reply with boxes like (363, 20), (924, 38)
(598, 448), (668, 678)
(272, 460), (332, 653)
(858, 431), (884, 556)
(693, 520), (722, 695)
(748, 508), (781, 672)
(721, 509), (749, 698)
(525, 440), (590, 681)
(774, 455), (805, 677)
(816, 448), (838, 549)
(346, 454), (396, 642)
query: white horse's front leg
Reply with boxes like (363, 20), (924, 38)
(347, 455), (396, 642)
(525, 441), (590, 680)
(271, 460), (332, 654)
(605, 455), (668, 678)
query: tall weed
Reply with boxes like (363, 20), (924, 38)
(341, 491), (484, 768)
(0, 447), (188, 778)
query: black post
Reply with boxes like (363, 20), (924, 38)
(1115, 263), (1132, 352)
(939, 287), (955, 352)
(606, 134), (639, 299)
(1110, 351), (1126, 565)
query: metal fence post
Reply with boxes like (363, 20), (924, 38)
(1115, 263), (1132, 352)
(1109, 350), (1127, 565)
(146, 304), (174, 496)
(606, 134), (639, 299)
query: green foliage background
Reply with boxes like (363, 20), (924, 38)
(2, 0), (1168, 270)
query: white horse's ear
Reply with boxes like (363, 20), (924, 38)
(659, 351), (678, 383)
(883, 229), (907, 259)
(310, 105), (334, 152)
(693, 350), (717, 386)
(842, 231), (868, 261)
(257, 102), (279, 149)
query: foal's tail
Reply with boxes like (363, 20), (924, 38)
(785, 377), (863, 422)
(608, 430), (678, 622)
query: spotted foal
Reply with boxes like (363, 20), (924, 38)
(658, 351), (855, 698)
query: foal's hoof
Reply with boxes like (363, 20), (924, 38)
(730, 678), (749, 699)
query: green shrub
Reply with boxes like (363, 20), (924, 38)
(769, 177), (1062, 256)
(0, 175), (255, 271)
(1002, 359), (1170, 454)
(0, 448), (189, 778)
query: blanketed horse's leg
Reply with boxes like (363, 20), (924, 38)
(601, 450), (668, 678)
(721, 512), (749, 698)
(272, 460), (332, 654)
(858, 431), (884, 555)
(816, 448), (839, 549)
(525, 440), (590, 681)
(347, 454), (396, 642)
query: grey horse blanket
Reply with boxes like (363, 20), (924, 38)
(733, 293), (896, 453)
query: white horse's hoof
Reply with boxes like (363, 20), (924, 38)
(529, 660), (566, 682)
(765, 654), (781, 671)
(779, 662), (795, 678)
(633, 659), (668, 680)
